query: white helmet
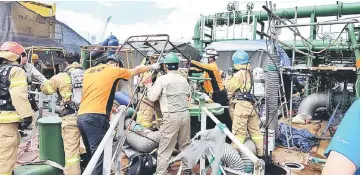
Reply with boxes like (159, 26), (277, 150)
(203, 48), (219, 60)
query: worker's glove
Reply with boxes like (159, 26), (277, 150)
(151, 62), (160, 70)
(19, 116), (33, 131)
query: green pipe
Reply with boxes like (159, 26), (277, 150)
(347, 23), (360, 59)
(193, 19), (201, 50)
(253, 18), (258, 40)
(193, 2), (360, 50)
(348, 23), (360, 99)
(208, 3), (359, 26)
(310, 13), (316, 41)
(282, 40), (352, 51)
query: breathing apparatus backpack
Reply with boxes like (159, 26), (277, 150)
(68, 67), (84, 110)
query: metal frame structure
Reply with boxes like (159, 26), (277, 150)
(25, 46), (66, 76)
(80, 45), (122, 69)
(82, 34), (191, 175)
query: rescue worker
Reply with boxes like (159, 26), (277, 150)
(0, 41), (33, 174)
(20, 53), (47, 85)
(190, 48), (231, 132)
(225, 50), (264, 156)
(31, 53), (47, 73)
(137, 51), (162, 129)
(145, 52), (192, 175)
(40, 55), (83, 175)
(77, 54), (160, 175)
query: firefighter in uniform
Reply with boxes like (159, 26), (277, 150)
(146, 52), (192, 175)
(77, 55), (159, 175)
(137, 51), (162, 129)
(225, 50), (263, 156)
(0, 41), (33, 174)
(41, 55), (84, 175)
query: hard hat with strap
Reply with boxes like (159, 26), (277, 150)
(106, 54), (124, 68)
(32, 53), (39, 60)
(0, 41), (25, 62)
(204, 48), (219, 59)
(232, 49), (250, 70)
(163, 52), (180, 64)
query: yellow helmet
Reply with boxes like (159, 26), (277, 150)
(31, 53), (39, 60)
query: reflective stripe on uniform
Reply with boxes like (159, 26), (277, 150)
(44, 84), (55, 94)
(251, 135), (263, 140)
(9, 78), (27, 88)
(64, 77), (71, 84)
(65, 156), (80, 166)
(0, 173), (12, 175)
(0, 112), (22, 123)
(61, 92), (72, 98)
(235, 135), (246, 144)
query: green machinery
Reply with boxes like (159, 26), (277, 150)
(14, 117), (64, 175)
(193, 1), (360, 105)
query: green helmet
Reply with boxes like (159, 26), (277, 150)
(163, 52), (179, 64)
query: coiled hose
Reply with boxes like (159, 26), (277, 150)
(265, 54), (281, 130)
(123, 118), (258, 172)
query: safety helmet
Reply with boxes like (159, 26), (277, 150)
(203, 48), (219, 60)
(0, 41), (25, 62)
(106, 54), (124, 67)
(163, 52), (180, 64)
(146, 50), (158, 61)
(232, 49), (249, 69)
(31, 53), (39, 60)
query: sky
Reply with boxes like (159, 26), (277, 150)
(49, 0), (359, 44)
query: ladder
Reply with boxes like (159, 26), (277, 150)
(279, 69), (294, 151)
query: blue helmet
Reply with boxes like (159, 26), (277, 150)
(232, 50), (249, 65)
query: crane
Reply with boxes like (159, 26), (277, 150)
(99, 16), (112, 43)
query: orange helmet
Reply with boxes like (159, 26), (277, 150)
(0, 41), (25, 61)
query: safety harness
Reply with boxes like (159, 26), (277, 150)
(0, 64), (18, 111)
(233, 68), (254, 102)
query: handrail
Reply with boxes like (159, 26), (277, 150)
(82, 107), (126, 175)
(201, 107), (265, 175)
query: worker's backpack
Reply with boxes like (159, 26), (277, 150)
(125, 153), (157, 175)
(68, 67), (84, 108)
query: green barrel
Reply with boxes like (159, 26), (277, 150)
(14, 116), (65, 175)
(38, 116), (65, 167)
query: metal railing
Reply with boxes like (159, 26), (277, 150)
(200, 107), (265, 175)
(82, 106), (126, 175)
(81, 104), (266, 175)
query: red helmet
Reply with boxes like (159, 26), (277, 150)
(0, 41), (25, 61)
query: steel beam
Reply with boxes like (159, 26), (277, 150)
(193, 2), (360, 50)
(274, 20), (359, 28)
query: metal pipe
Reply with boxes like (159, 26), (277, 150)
(262, 32), (316, 58)
(347, 23), (360, 59)
(275, 20), (359, 28)
(201, 107), (261, 165)
(263, 5), (314, 47)
(193, 2), (360, 49)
